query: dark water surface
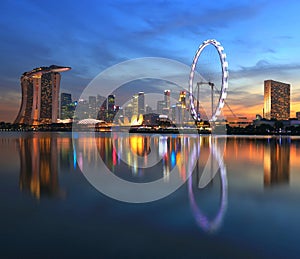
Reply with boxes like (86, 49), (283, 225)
(1, 132), (300, 258)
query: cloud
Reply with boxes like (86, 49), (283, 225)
(117, 1), (264, 38)
(230, 60), (300, 80)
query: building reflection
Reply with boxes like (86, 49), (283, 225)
(18, 134), (67, 199)
(58, 135), (77, 172)
(93, 134), (199, 182)
(93, 133), (228, 232)
(264, 137), (290, 187)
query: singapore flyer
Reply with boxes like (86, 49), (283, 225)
(189, 39), (228, 123)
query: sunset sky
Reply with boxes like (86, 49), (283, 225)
(1, 0), (300, 122)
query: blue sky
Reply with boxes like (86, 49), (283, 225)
(1, 0), (300, 121)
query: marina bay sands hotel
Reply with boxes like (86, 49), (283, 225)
(14, 65), (71, 125)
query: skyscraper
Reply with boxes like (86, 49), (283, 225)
(164, 90), (171, 110)
(60, 93), (72, 120)
(179, 91), (186, 109)
(264, 80), (290, 120)
(107, 94), (115, 122)
(15, 65), (71, 125)
(132, 94), (138, 116)
(138, 92), (145, 115)
(88, 96), (97, 118)
(97, 96), (107, 121)
(157, 100), (166, 115)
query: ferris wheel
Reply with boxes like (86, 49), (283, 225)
(189, 39), (228, 122)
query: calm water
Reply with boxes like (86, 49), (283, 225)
(1, 132), (300, 258)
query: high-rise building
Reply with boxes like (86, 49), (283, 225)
(157, 100), (166, 115)
(15, 65), (71, 125)
(97, 97), (107, 121)
(132, 94), (138, 116)
(60, 93), (72, 120)
(164, 90), (171, 118)
(138, 92), (145, 115)
(164, 90), (171, 109)
(264, 80), (290, 120)
(179, 91), (186, 109)
(107, 94), (115, 122)
(88, 96), (97, 118)
(178, 91), (187, 124)
(124, 103), (133, 121)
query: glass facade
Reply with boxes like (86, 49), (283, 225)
(264, 80), (290, 120)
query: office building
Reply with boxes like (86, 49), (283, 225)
(60, 93), (72, 120)
(164, 90), (171, 118)
(264, 80), (290, 120)
(124, 103), (133, 121)
(132, 94), (138, 116)
(179, 91), (186, 109)
(157, 100), (166, 115)
(97, 98), (107, 121)
(14, 65), (71, 125)
(138, 92), (145, 115)
(107, 94), (115, 122)
(164, 90), (171, 109)
(88, 96), (97, 118)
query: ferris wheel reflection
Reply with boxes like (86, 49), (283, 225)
(188, 136), (228, 233)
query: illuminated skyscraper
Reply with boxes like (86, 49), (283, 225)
(15, 65), (71, 125)
(179, 91), (186, 109)
(264, 80), (290, 120)
(178, 91), (187, 124)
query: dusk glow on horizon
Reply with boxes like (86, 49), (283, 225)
(1, 0), (300, 122)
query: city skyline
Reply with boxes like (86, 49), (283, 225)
(1, 1), (300, 122)
(12, 78), (300, 127)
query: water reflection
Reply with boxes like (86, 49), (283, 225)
(87, 133), (201, 183)
(14, 133), (295, 234)
(264, 137), (290, 187)
(188, 136), (228, 233)
(73, 133), (202, 202)
(17, 133), (76, 199)
(224, 136), (294, 188)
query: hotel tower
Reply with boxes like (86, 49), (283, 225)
(14, 65), (71, 125)
(264, 80), (290, 120)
